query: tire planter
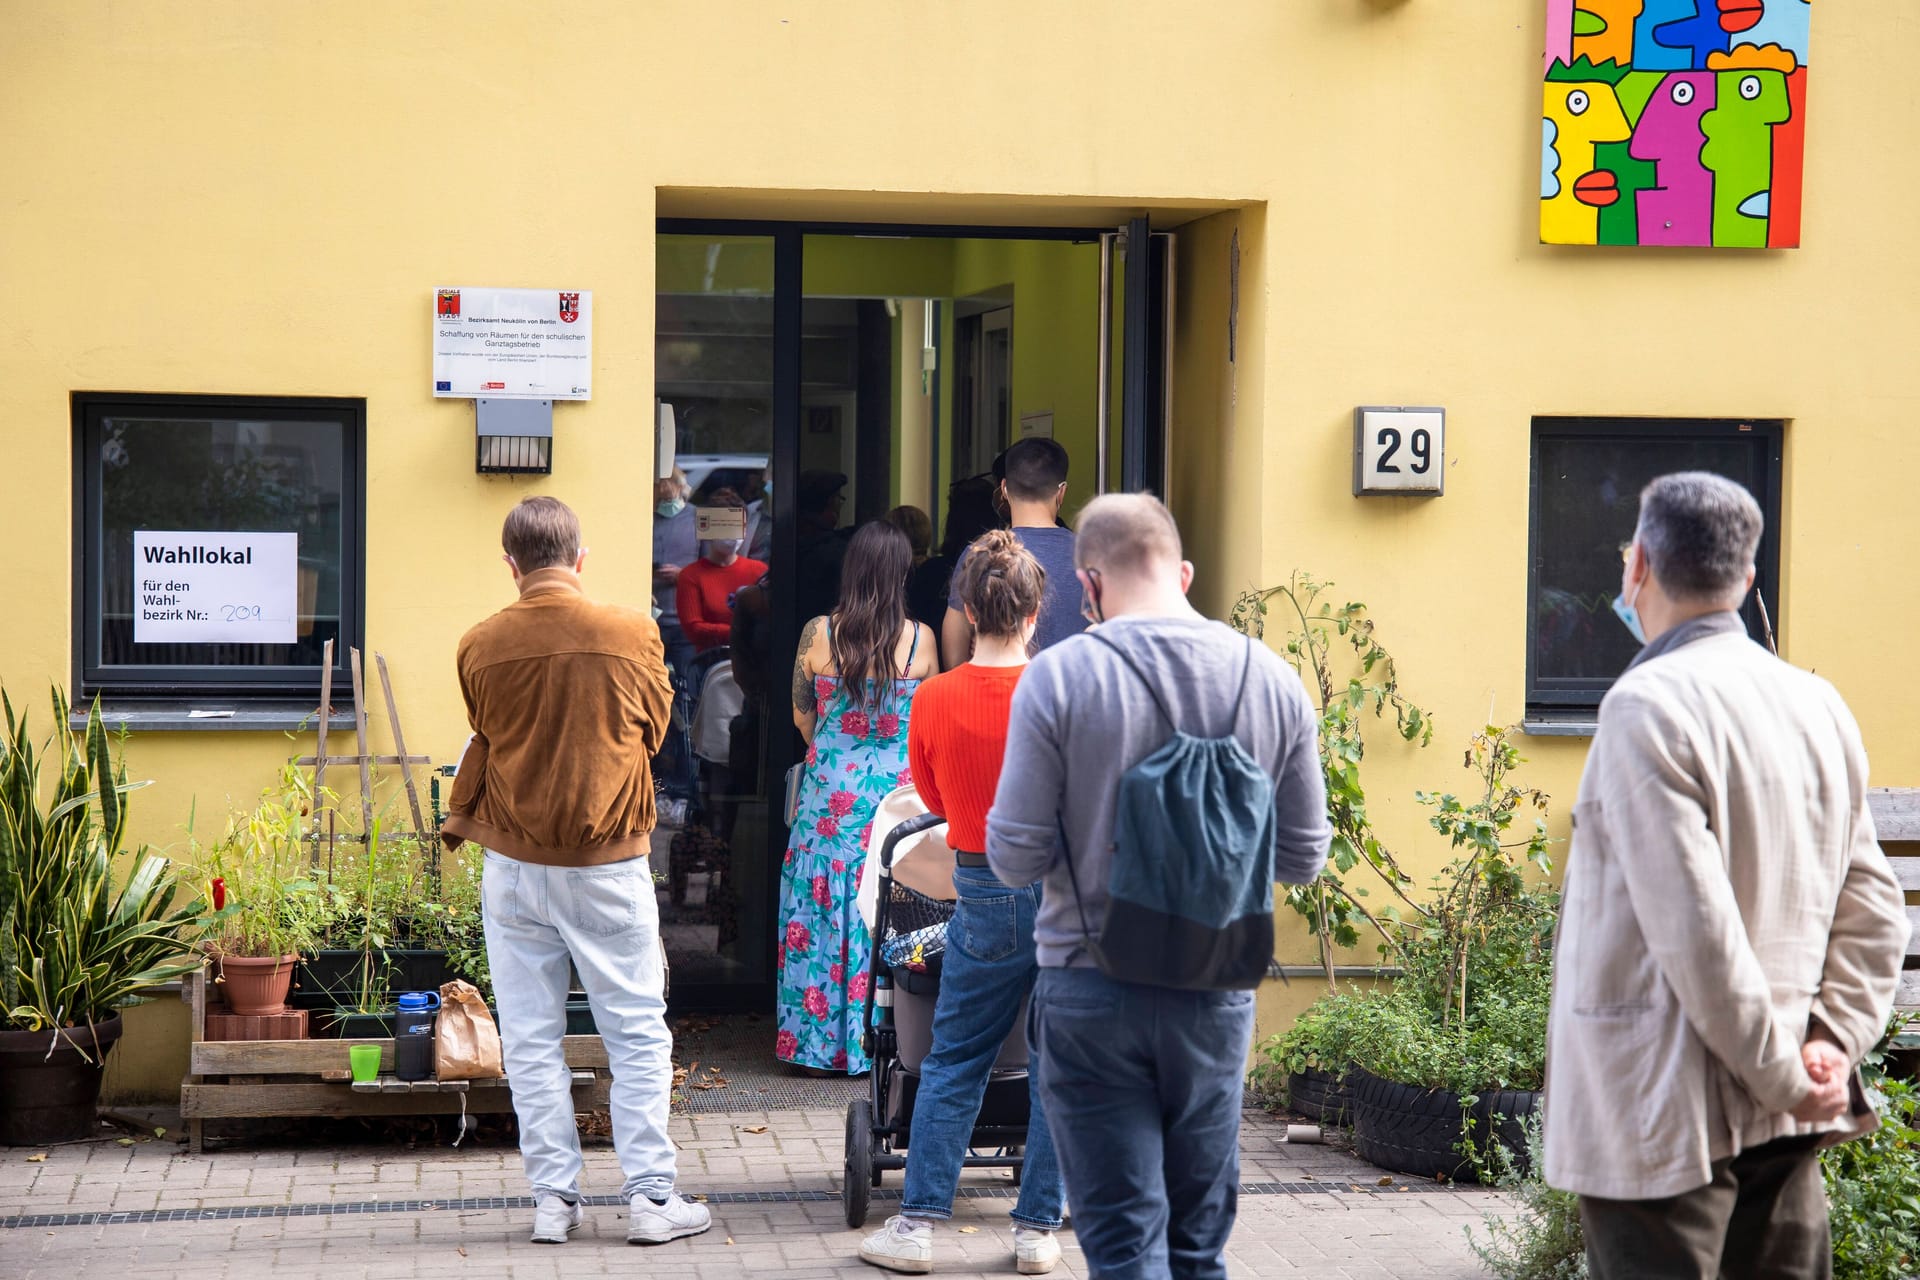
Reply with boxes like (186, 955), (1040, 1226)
(295, 949), (457, 1005)
(1286, 1067), (1353, 1126)
(0, 1015), (124, 1145)
(218, 954), (300, 1015)
(1348, 1067), (1539, 1183)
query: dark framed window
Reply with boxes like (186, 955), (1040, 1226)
(1527, 417), (1783, 714)
(73, 393), (365, 701)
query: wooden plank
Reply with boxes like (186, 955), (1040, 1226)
(1870, 788), (1920, 843)
(349, 648), (375, 836)
(190, 1034), (605, 1076)
(1896, 969), (1920, 1011)
(379, 1078), (411, 1093)
(1892, 857), (1920, 892)
(183, 1077), (609, 1119)
(376, 653), (428, 837)
(1908, 907), (1920, 958)
(313, 637), (334, 866)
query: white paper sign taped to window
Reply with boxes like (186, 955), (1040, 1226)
(132, 531), (300, 645)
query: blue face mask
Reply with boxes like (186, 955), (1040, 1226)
(656, 497), (686, 519)
(1612, 584), (1647, 646)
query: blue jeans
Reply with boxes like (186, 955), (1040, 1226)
(900, 865), (1065, 1229)
(1032, 967), (1256, 1280)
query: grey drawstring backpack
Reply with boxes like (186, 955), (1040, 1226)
(1059, 632), (1277, 990)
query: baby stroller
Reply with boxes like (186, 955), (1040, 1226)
(843, 787), (1034, 1228)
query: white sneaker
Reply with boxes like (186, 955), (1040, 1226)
(1013, 1225), (1061, 1274)
(627, 1190), (712, 1244)
(530, 1193), (583, 1244)
(859, 1214), (935, 1273)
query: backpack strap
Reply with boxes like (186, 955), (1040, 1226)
(1055, 813), (1100, 959)
(1090, 631), (1176, 730)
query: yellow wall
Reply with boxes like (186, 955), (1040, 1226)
(6, 1), (1918, 1095)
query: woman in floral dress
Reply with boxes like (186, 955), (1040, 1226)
(777, 521), (939, 1073)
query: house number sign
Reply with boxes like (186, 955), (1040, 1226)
(1353, 407), (1445, 497)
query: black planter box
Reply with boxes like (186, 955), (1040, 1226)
(295, 949), (457, 1006)
(1347, 1066), (1539, 1183)
(311, 998), (596, 1039)
(1286, 1067), (1353, 1126)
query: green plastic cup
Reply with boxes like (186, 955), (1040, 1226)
(349, 1044), (381, 1083)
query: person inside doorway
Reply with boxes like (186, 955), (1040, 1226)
(940, 439), (1084, 670)
(796, 469), (853, 625)
(674, 491), (766, 653)
(778, 521), (939, 1075)
(908, 476), (1001, 636)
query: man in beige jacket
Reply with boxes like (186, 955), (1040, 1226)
(1544, 472), (1909, 1278)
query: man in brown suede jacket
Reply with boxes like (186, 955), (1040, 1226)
(442, 496), (711, 1248)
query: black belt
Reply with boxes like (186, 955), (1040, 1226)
(954, 850), (989, 867)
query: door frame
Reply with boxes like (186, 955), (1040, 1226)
(655, 215), (1161, 1011)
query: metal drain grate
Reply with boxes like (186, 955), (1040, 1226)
(0, 1179), (1471, 1231)
(672, 1016), (867, 1114)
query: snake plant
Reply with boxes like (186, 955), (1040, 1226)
(0, 686), (208, 1046)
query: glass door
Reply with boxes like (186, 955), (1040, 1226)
(653, 232), (781, 1009)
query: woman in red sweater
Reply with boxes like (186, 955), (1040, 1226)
(675, 534), (766, 652)
(857, 529), (1064, 1276)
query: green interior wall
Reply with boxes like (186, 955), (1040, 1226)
(658, 232), (1107, 534)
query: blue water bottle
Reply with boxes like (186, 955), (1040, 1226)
(393, 990), (441, 1082)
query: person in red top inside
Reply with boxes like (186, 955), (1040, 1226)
(673, 493), (766, 653)
(858, 529), (1065, 1277)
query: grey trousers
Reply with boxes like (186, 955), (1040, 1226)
(1579, 1135), (1830, 1280)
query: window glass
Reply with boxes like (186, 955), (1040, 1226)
(1528, 419), (1782, 710)
(78, 396), (362, 697)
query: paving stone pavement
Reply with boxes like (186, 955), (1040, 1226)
(0, 1109), (1516, 1279)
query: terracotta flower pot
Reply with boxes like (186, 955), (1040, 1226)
(0, 1014), (124, 1145)
(218, 954), (300, 1015)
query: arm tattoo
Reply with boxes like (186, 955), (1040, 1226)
(793, 616), (822, 713)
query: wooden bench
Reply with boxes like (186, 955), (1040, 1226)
(182, 967), (611, 1152)
(1867, 789), (1920, 1049)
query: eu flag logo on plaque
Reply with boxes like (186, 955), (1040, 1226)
(437, 289), (461, 318)
(558, 292), (580, 323)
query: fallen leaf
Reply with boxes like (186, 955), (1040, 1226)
(958, 1227), (979, 1235)
(691, 1194), (709, 1202)
(741, 1125), (768, 1134)
(1396, 1186), (1409, 1193)
(153, 1127), (167, 1139)
(725, 1237), (735, 1245)
(1377, 1176), (1393, 1186)
(116, 1138), (134, 1147)
(25, 1153), (47, 1163)
(456, 1247), (467, 1258)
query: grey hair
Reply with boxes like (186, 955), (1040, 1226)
(1635, 472), (1762, 602)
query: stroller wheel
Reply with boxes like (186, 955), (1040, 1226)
(843, 1097), (874, 1228)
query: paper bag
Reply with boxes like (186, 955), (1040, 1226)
(435, 979), (504, 1081)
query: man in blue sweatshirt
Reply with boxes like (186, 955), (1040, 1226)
(987, 494), (1330, 1280)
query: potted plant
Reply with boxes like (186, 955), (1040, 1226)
(0, 688), (208, 1144)
(199, 765), (327, 1016)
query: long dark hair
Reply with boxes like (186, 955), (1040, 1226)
(938, 475), (1004, 559)
(831, 521), (914, 713)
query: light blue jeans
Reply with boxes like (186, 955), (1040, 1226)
(482, 850), (676, 1202)
(900, 865), (1065, 1229)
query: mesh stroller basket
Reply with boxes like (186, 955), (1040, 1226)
(877, 879), (952, 977)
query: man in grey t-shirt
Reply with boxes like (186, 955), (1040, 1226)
(941, 438), (1086, 668)
(988, 494), (1330, 1280)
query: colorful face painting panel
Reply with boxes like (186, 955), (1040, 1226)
(1541, 0), (1808, 247)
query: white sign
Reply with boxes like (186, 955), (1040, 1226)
(1019, 410), (1054, 441)
(132, 532), (300, 645)
(433, 286), (593, 400)
(1353, 407), (1445, 497)
(695, 507), (747, 540)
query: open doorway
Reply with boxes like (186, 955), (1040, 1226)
(651, 221), (1167, 1013)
